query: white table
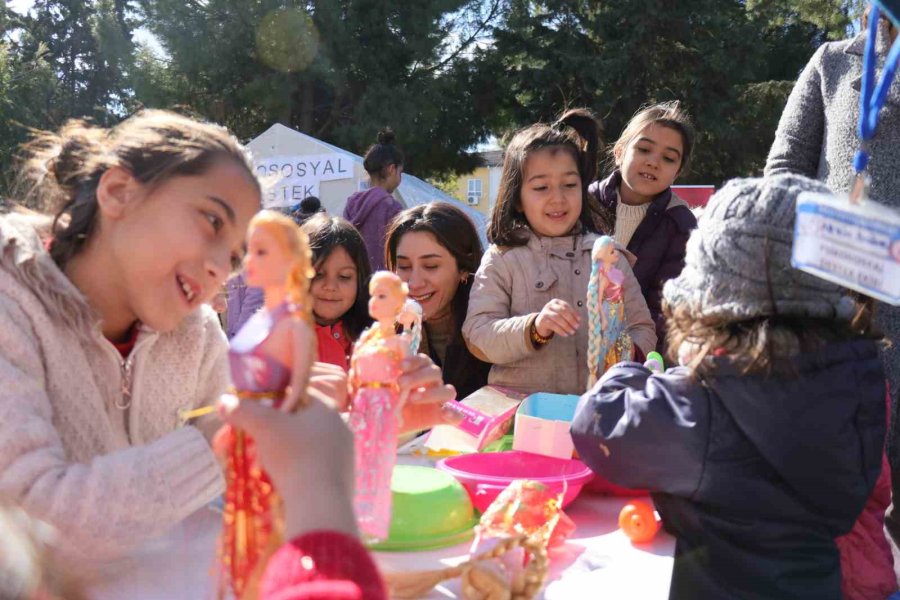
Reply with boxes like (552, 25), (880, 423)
(88, 462), (674, 599)
(376, 453), (675, 599)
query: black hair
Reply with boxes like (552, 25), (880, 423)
(362, 129), (404, 180)
(488, 108), (602, 247)
(15, 110), (258, 268)
(300, 214), (372, 340)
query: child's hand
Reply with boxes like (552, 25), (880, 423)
(218, 394), (357, 539)
(535, 298), (581, 337)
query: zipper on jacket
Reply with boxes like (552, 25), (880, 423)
(114, 354), (136, 410)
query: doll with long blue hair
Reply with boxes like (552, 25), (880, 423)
(586, 236), (633, 389)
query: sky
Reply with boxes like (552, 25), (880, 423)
(7, 0), (161, 51)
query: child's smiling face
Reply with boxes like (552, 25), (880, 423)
(616, 123), (684, 205)
(518, 148), (582, 238)
(309, 245), (358, 326)
(97, 159), (259, 336)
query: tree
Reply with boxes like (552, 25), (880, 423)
(477, 0), (850, 184)
(13, 0), (136, 124)
(0, 3), (57, 193)
(134, 0), (503, 178)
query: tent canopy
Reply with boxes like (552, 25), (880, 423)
(247, 124), (487, 244)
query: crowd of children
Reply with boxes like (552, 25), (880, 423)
(1, 17), (899, 596)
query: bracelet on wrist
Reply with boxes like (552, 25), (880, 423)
(530, 321), (553, 347)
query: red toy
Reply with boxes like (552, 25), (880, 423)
(618, 501), (660, 543)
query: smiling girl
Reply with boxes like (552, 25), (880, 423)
(588, 102), (697, 353)
(301, 214), (372, 371)
(0, 111), (260, 568)
(463, 109), (656, 395)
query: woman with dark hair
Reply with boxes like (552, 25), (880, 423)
(344, 129), (404, 272)
(385, 203), (491, 400)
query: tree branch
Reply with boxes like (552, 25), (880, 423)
(407, 0), (502, 80)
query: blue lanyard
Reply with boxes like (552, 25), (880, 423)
(853, 4), (900, 174)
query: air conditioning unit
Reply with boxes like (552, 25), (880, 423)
(467, 194), (480, 206)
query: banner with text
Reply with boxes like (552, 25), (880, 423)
(255, 153), (354, 208)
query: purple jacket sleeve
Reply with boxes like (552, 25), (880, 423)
(367, 200), (403, 272)
(225, 275), (265, 339)
(570, 363), (709, 497)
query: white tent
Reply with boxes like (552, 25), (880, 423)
(247, 124), (487, 242)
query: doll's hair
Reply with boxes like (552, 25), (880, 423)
(488, 108), (602, 247)
(300, 214), (372, 340)
(13, 109), (259, 268)
(586, 236), (617, 388)
(363, 129), (404, 181)
(249, 210), (315, 324)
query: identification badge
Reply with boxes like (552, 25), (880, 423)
(792, 191), (900, 305)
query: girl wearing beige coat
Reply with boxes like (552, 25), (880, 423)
(464, 231), (655, 395)
(463, 108), (656, 396)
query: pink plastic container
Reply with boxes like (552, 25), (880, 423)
(436, 450), (594, 512)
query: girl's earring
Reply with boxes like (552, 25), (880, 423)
(460, 273), (469, 284)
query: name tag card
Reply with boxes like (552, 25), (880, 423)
(792, 192), (900, 305)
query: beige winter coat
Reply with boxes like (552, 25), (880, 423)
(0, 214), (227, 567)
(463, 231), (656, 395)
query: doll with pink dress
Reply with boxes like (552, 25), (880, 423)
(348, 271), (411, 541)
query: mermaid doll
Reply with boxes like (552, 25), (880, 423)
(218, 210), (317, 598)
(586, 236), (633, 390)
(348, 271), (411, 541)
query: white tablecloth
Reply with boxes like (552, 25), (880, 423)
(88, 458), (674, 599)
(375, 494), (675, 599)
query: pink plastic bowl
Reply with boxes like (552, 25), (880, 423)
(436, 450), (595, 513)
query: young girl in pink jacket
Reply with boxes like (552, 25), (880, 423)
(463, 108), (656, 395)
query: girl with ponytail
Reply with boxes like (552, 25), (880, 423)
(343, 129), (404, 272)
(0, 111), (261, 574)
(463, 108), (656, 395)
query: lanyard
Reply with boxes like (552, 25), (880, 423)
(852, 5), (900, 179)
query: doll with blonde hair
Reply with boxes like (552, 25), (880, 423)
(218, 209), (318, 598)
(349, 271), (411, 541)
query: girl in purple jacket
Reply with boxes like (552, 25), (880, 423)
(588, 102), (697, 354)
(343, 130), (404, 272)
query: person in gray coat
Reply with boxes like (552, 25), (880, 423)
(764, 11), (900, 569)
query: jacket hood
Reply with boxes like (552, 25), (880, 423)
(343, 187), (395, 227)
(0, 213), (100, 336)
(704, 340), (885, 523)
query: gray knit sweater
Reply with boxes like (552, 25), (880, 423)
(765, 27), (900, 463)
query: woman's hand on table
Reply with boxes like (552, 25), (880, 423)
(396, 353), (462, 434)
(218, 394), (357, 541)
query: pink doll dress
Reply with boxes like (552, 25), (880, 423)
(349, 328), (405, 541)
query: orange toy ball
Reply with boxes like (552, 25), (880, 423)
(618, 501), (659, 543)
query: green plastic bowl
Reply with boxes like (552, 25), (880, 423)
(368, 465), (477, 552)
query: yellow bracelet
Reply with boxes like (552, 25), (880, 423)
(530, 321), (553, 347)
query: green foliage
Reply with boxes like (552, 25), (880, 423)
(477, 0), (842, 185)
(0, 0), (862, 194)
(134, 0), (500, 177)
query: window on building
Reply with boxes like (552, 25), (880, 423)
(467, 178), (482, 205)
